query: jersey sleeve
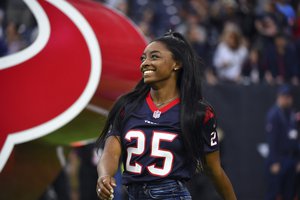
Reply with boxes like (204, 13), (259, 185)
(106, 124), (121, 137)
(202, 107), (219, 153)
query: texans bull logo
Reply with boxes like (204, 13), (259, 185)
(0, 0), (146, 171)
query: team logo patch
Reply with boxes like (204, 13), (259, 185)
(153, 110), (162, 119)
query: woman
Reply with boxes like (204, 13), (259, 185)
(96, 31), (236, 200)
(213, 22), (248, 83)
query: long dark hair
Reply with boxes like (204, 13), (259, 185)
(96, 31), (208, 171)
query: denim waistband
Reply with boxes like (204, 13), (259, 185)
(126, 179), (185, 188)
(125, 179), (191, 200)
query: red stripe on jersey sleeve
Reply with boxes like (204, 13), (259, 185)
(203, 107), (214, 124)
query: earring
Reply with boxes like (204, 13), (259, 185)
(173, 68), (179, 71)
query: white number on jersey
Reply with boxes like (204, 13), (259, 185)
(210, 131), (217, 146)
(125, 130), (145, 174)
(125, 130), (177, 177)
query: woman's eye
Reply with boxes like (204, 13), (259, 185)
(140, 56), (146, 62)
(151, 55), (158, 59)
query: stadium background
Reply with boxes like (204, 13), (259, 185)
(0, 0), (300, 199)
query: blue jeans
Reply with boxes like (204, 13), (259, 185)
(126, 179), (192, 200)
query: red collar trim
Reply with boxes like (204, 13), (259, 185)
(146, 92), (180, 113)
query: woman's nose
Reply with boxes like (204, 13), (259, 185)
(142, 57), (150, 66)
(141, 58), (150, 70)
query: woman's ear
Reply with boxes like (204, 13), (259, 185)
(173, 61), (182, 71)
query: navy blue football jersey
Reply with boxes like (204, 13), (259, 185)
(107, 93), (219, 184)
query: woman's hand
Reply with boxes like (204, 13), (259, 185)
(96, 136), (121, 199)
(270, 162), (281, 174)
(96, 175), (117, 200)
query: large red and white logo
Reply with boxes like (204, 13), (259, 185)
(0, 0), (146, 171)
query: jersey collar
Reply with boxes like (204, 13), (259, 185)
(146, 92), (180, 113)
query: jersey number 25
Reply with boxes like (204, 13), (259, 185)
(125, 130), (177, 177)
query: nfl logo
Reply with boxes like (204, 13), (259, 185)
(153, 110), (161, 119)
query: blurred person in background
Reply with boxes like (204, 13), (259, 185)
(254, 1), (285, 57)
(241, 47), (262, 84)
(213, 22), (248, 83)
(293, 2), (300, 83)
(0, 9), (5, 38)
(265, 84), (300, 200)
(234, 0), (257, 44)
(150, 0), (183, 37)
(261, 32), (299, 85)
(207, 0), (239, 36)
(186, 23), (218, 85)
(218, 0), (239, 26)
(275, 0), (296, 29)
(137, 20), (154, 42)
(0, 9), (7, 56)
(6, 0), (34, 28)
(5, 21), (27, 55)
(136, 7), (155, 42)
(126, 0), (152, 27)
(293, 2), (300, 39)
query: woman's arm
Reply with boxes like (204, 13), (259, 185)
(97, 136), (122, 200)
(205, 151), (237, 200)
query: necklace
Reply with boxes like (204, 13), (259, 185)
(153, 95), (178, 107)
(152, 95), (179, 119)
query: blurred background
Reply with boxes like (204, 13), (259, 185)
(0, 0), (300, 200)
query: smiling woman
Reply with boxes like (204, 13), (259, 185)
(140, 41), (180, 91)
(96, 31), (237, 200)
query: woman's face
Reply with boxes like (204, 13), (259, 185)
(140, 41), (179, 86)
(225, 32), (239, 49)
